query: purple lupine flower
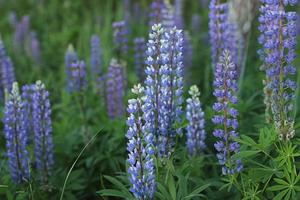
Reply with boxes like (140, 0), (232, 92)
(186, 85), (206, 156)
(21, 84), (34, 139)
(149, 0), (174, 29)
(3, 82), (30, 183)
(32, 80), (54, 182)
(112, 21), (129, 59)
(0, 40), (16, 93)
(134, 37), (146, 82)
(258, 0), (298, 140)
(212, 50), (242, 175)
(29, 31), (41, 66)
(209, 0), (238, 69)
(90, 35), (102, 82)
(106, 59), (125, 119)
(70, 60), (87, 92)
(13, 15), (30, 53)
(144, 24), (165, 155)
(65, 45), (78, 91)
(158, 26), (184, 158)
(126, 84), (156, 200)
(174, 0), (184, 29)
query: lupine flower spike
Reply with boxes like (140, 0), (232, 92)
(112, 21), (129, 59)
(90, 35), (102, 82)
(258, 0), (298, 140)
(70, 60), (87, 92)
(212, 50), (242, 175)
(65, 44), (78, 91)
(126, 84), (156, 200)
(106, 59), (125, 119)
(32, 81), (54, 182)
(186, 85), (206, 156)
(3, 82), (30, 183)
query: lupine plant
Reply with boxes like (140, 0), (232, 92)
(126, 84), (156, 200)
(3, 82), (30, 183)
(65, 44), (78, 91)
(112, 21), (128, 59)
(0, 39), (15, 94)
(258, 0), (298, 140)
(90, 34), (102, 82)
(32, 80), (54, 183)
(186, 85), (206, 156)
(212, 50), (242, 175)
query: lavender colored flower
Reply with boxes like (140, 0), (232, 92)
(258, 0), (298, 140)
(13, 15), (30, 53)
(174, 0), (184, 29)
(209, 0), (238, 69)
(149, 0), (174, 29)
(158, 26), (184, 157)
(112, 21), (129, 59)
(3, 82), (30, 183)
(134, 37), (146, 81)
(126, 84), (156, 199)
(32, 80), (54, 182)
(186, 85), (206, 156)
(29, 31), (41, 66)
(22, 84), (34, 137)
(70, 60), (87, 92)
(65, 44), (78, 91)
(212, 50), (242, 175)
(0, 40), (15, 93)
(90, 35), (102, 81)
(106, 59), (125, 119)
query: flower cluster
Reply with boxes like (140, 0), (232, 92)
(209, 0), (238, 69)
(106, 59), (125, 119)
(258, 0), (298, 140)
(134, 37), (146, 82)
(149, 0), (174, 29)
(186, 85), (206, 156)
(32, 80), (54, 182)
(0, 39), (16, 94)
(126, 84), (156, 200)
(212, 50), (242, 175)
(3, 82), (30, 183)
(70, 60), (87, 92)
(112, 21), (129, 59)
(65, 44), (78, 91)
(90, 35), (102, 82)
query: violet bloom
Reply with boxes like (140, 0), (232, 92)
(0, 40), (16, 93)
(29, 31), (41, 66)
(13, 15), (30, 53)
(90, 35), (102, 82)
(126, 84), (156, 199)
(258, 0), (298, 140)
(70, 60), (87, 92)
(149, 0), (174, 29)
(64, 45), (78, 91)
(209, 0), (238, 69)
(174, 0), (184, 29)
(186, 85), (206, 156)
(158, 26), (184, 158)
(106, 59), (125, 119)
(112, 21), (129, 59)
(32, 80), (54, 182)
(212, 50), (242, 175)
(134, 37), (146, 82)
(3, 82), (30, 183)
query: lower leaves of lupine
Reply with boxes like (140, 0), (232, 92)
(126, 84), (156, 200)
(3, 82), (30, 183)
(106, 59), (125, 119)
(212, 50), (242, 175)
(32, 80), (54, 183)
(186, 85), (206, 156)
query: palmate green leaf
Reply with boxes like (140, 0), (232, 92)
(232, 150), (260, 159)
(258, 127), (276, 150)
(234, 135), (257, 147)
(274, 178), (289, 186)
(183, 183), (210, 200)
(268, 185), (288, 191)
(273, 189), (288, 200)
(103, 175), (132, 197)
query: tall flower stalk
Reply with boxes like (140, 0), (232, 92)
(126, 84), (156, 200)
(186, 85), (206, 156)
(212, 50), (242, 175)
(112, 21), (129, 60)
(134, 37), (147, 82)
(106, 59), (125, 119)
(32, 80), (54, 183)
(90, 35), (102, 82)
(3, 82), (30, 183)
(258, 0), (298, 140)
(65, 44), (78, 91)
